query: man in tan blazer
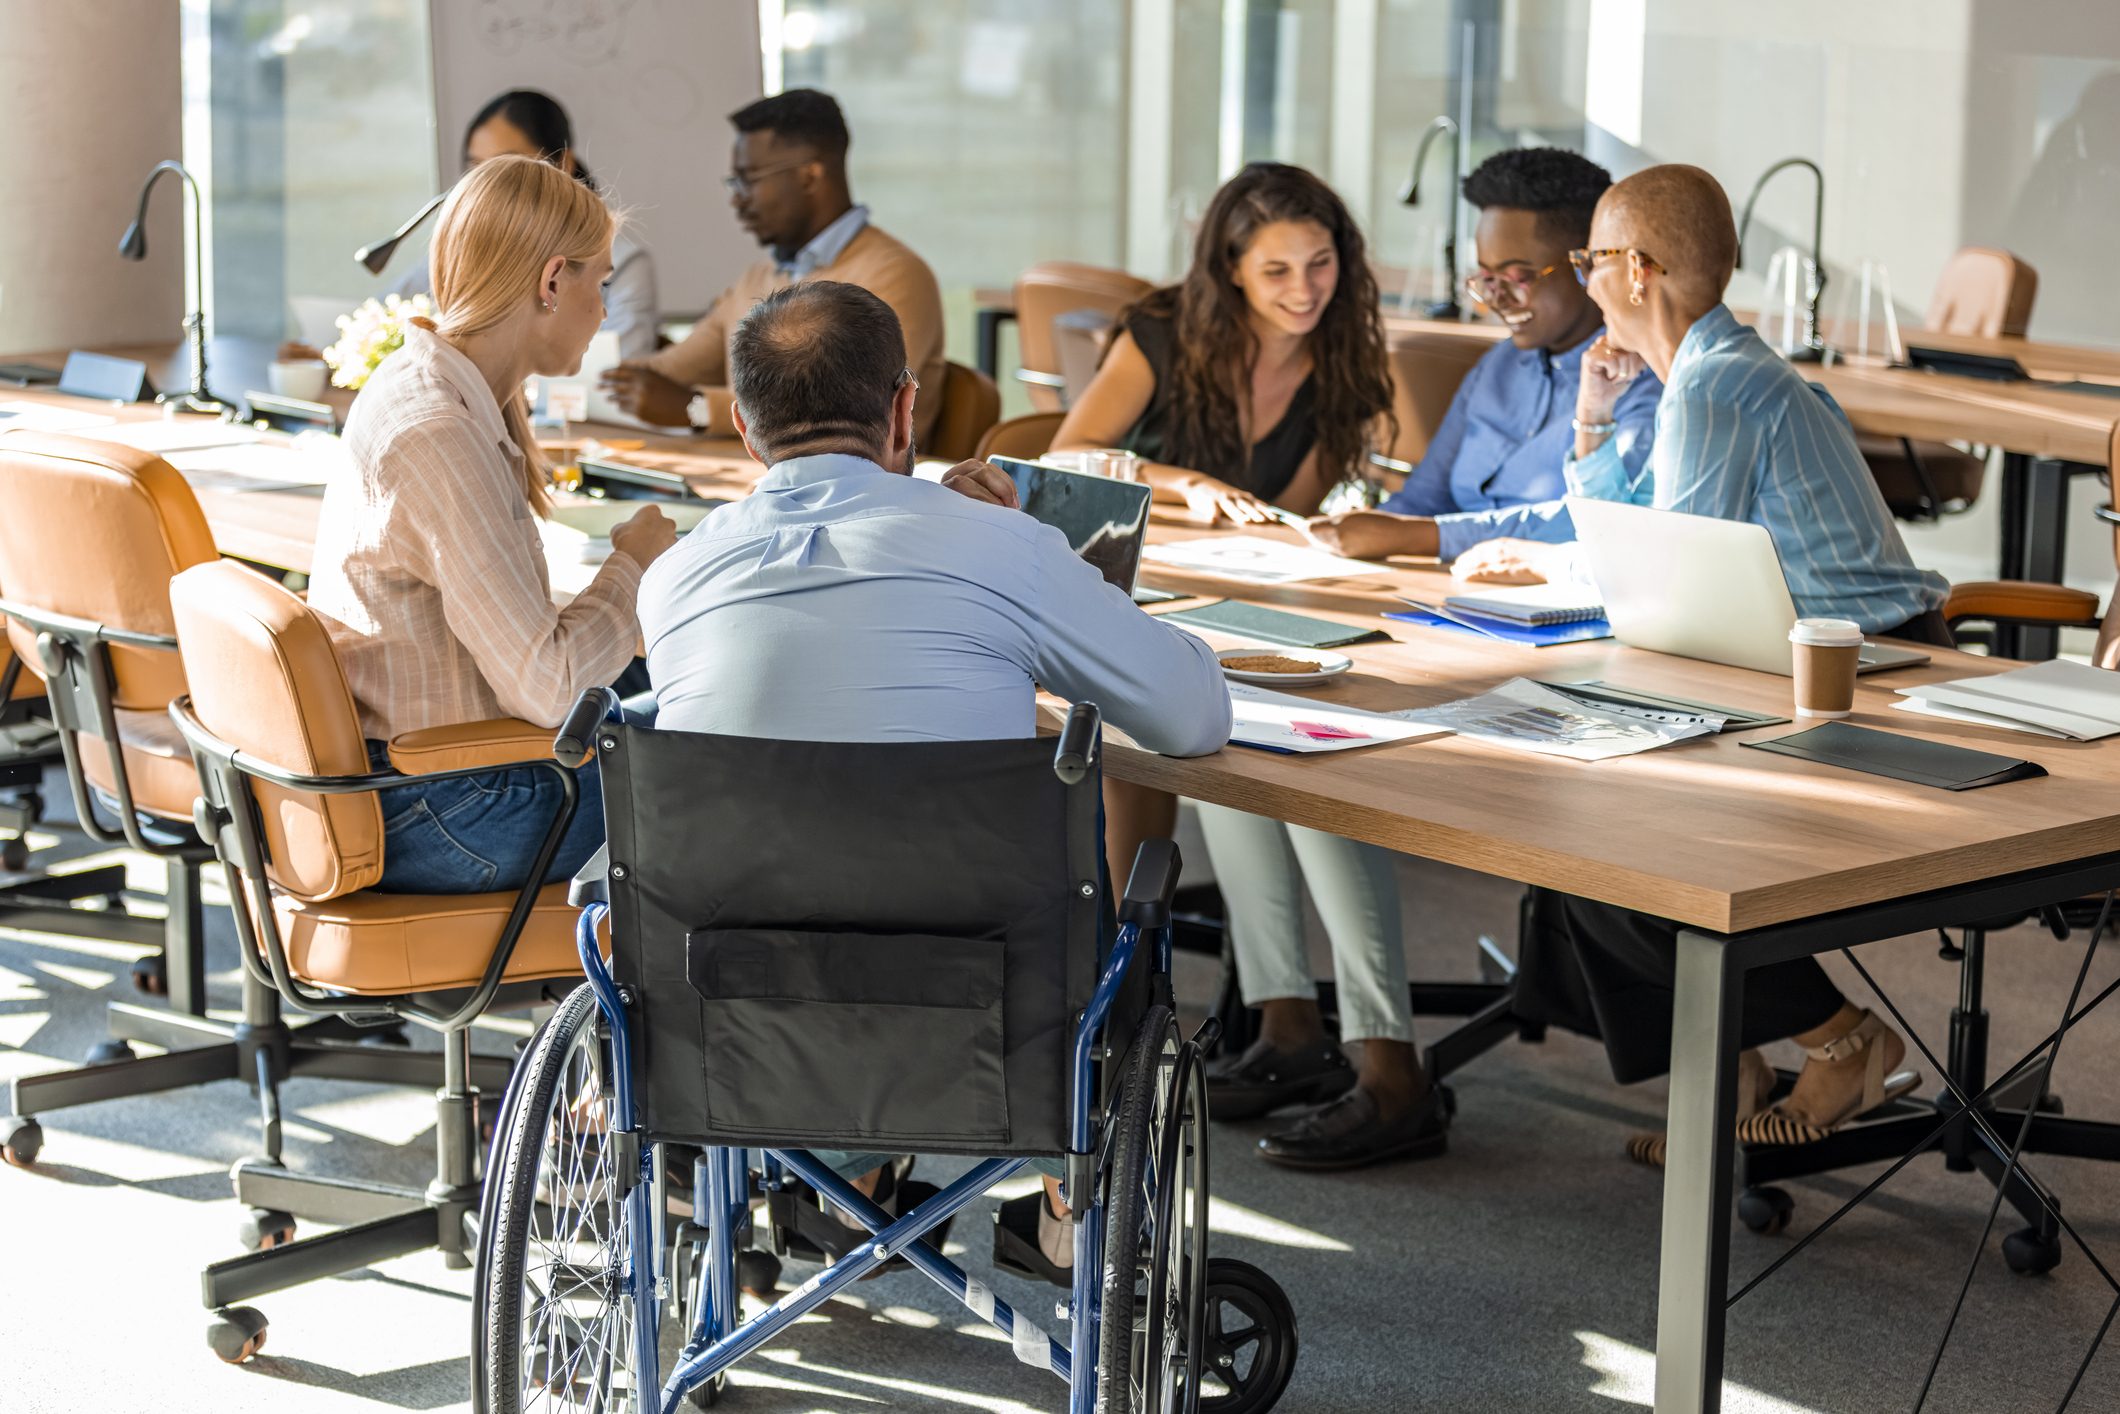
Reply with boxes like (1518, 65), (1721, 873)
(600, 89), (947, 445)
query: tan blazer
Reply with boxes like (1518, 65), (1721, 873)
(648, 223), (948, 443)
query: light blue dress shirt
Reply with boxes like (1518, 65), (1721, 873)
(1380, 329), (1660, 559)
(1566, 304), (1948, 633)
(776, 204), (871, 280)
(638, 453), (1233, 754)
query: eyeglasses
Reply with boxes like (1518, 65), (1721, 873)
(722, 159), (809, 196)
(895, 366), (917, 391)
(1464, 261), (1561, 309)
(1568, 247), (1666, 286)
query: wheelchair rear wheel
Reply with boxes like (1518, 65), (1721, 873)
(480, 982), (643, 1413)
(1099, 1004), (1219, 1413)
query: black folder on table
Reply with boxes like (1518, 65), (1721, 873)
(1158, 600), (1390, 650)
(1742, 721), (2046, 790)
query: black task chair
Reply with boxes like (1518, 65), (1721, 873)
(1731, 581), (2120, 1275)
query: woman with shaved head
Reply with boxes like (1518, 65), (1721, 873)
(1509, 164), (1951, 1164)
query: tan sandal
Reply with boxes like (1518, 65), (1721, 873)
(1625, 1048), (1777, 1168)
(1734, 1009), (1921, 1146)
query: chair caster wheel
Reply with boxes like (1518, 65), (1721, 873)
(239, 1207), (297, 1251)
(131, 954), (167, 997)
(206, 1306), (269, 1363)
(737, 1247), (783, 1299)
(2003, 1226), (2062, 1276)
(685, 1373), (727, 1408)
(1738, 1186), (1795, 1235)
(2, 1115), (42, 1168)
(0, 837), (27, 872)
(86, 1038), (136, 1066)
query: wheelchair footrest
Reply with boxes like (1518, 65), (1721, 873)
(990, 1191), (1071, 1289)
(767, 1170), (954, 1277)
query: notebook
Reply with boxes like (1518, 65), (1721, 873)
(1441, 584), (1606, 625)
(1159, 600), (1390, 650)
(1742, 722), (2046, 791)
(1385, 605), (1612, 648)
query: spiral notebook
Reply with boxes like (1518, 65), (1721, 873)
(1441, 584), (1607, 625)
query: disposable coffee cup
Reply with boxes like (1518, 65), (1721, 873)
(1789, 618), (1863, 718)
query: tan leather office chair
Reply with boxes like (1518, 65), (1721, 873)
(1862, 248), (2039, 520)
(169, 557), (588, 1360)
(1013, 262), (1151, 412)
(974, 412), (1066, 463)
(928, 359), (1001, 463)
(0, 432), (253, 1167)
(1371, 330), (1488, 482)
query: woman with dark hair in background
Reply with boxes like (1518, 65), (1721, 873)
(393, 89), (660, 359)
(1053, 163), (1443, 1172)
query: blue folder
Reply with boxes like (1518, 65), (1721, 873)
(1384, 608), (1613, 648)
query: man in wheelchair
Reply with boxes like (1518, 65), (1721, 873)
(467, 282), (1297, 1414)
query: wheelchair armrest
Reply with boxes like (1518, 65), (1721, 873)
(568, 843), (610, 908)
(1053, 701), (1102, 784)
(386, 717), (555, 775)
(555, 688), (621, 769)
(1120, 837), (1181, 929)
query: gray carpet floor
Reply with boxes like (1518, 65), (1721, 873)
(2, 780), (2116, 1413)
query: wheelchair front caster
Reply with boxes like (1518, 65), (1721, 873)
(239, 1207), (297, 1251)
(684, 1372), (727, 1409)
(0, 836), (27, 872)
(2003, 1226), (2062, 1276)
(2, 1115), (42, 1168)
(1198, 1258), (1297, 1414)
(206, 1306), (269, 1363)
(131, 954), (167, 997)
(1738, 1186), (1795, 1236)
(86, 1039), (136, 1066)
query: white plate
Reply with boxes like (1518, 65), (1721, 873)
(1215, 647), (1353, 686)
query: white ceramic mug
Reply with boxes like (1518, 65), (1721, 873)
(267, 359), (328, 402)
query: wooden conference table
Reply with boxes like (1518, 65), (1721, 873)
(10, 364), (2120, 1410)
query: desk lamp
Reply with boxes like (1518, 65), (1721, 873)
(118, 160), (227, 415)
(1736, 157), (1827, 363)
(1400, 116), (1463, 320)
(354, 192), (448, 276)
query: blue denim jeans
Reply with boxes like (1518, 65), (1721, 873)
(370, 741), (606, 894)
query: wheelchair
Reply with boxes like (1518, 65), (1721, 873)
(473, 693), (1298, 1413)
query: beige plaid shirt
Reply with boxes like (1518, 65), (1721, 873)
(310, 326), (642, 740)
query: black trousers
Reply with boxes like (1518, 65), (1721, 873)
(1513, 890), (1846, 1084)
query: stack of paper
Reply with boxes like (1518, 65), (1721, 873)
(1895, 659), (2120, 740)
(1227, 681), (1451, 754)
(541, 499), (719, 565)
(0, 401), (116, 435)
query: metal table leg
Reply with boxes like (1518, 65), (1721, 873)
(1653, 929), (1746, 1414)
(974, 308), (1015, 382)
(2014, 457), (2080, 661)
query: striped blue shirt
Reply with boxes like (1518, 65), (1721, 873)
(1565, 304), (1947, 633)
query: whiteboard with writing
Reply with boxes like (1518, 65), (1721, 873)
(427, 0), (763, 314)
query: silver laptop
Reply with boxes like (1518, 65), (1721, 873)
(1566, 497), (1931, 676)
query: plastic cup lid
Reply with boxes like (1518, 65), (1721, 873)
(1788, 617), (1864, 647)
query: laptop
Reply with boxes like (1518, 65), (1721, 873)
(540, 330), (654, 430)
(990, 456), (1154, 597)
(1565, 497), (1930, 676)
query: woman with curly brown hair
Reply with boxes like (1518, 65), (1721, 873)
(1053, 163), (1442, 1172)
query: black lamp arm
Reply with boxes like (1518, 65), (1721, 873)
(1400, 115), (1463, 318)
(121, 160), (220, 409)
(1735, 156), (1828, 352)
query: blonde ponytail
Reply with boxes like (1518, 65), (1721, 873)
(428, 154), (616, 516)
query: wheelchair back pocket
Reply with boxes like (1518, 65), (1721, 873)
(686, 927), (1010, 1148)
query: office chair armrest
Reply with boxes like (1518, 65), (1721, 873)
(1943, 580), (2103, 630)
(1120, 837), (1182, 929)
(385, 718), (557, 775)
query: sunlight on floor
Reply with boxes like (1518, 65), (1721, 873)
(1578, 1332), (1827, 1412)
(752, 1346), (1049, 1412)
(1208, 1195), (1353, 1252)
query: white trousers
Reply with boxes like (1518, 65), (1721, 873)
(1193, 804), (1412, 1044)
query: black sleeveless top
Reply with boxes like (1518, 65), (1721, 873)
(1116, 309), (1319, 501)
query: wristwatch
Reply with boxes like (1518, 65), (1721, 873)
(685, 390), (713, 434)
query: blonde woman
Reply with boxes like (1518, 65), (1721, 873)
(309, 154), (677, 894)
